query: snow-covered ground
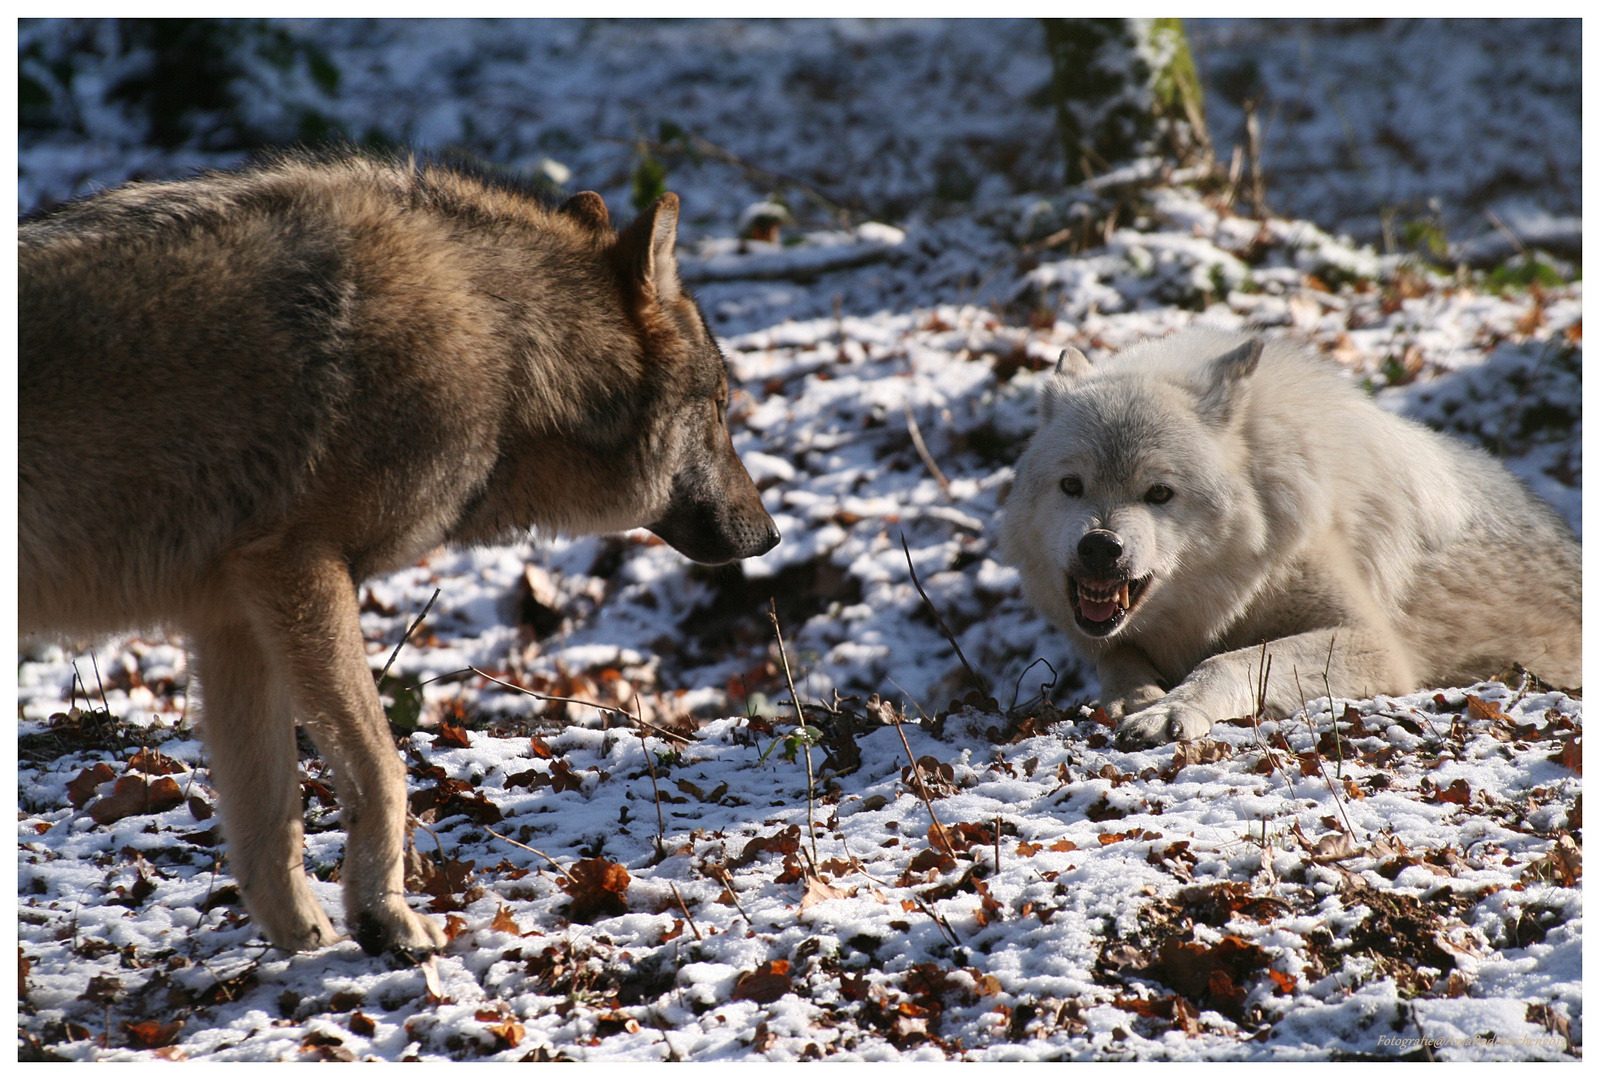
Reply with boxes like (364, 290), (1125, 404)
(15, 18), (1581, 1061)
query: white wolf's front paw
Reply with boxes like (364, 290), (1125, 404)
(1114, 699), (1213, 748)
(1102, 684), (1165, 721)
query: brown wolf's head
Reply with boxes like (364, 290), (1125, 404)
(602, 192), (780, 565)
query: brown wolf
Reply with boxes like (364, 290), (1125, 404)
(19, 151), (780, 957)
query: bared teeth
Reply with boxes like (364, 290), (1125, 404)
(1116, 582), (1130, 609)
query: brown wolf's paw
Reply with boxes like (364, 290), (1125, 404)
(354, 903), (447, 961)
(1114, 700), (1212, 749)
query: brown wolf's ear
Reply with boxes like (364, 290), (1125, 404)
(615, 192), (681, 304)
(560, 191), (611, 232)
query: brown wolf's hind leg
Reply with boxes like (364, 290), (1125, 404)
(234, 540), (447, 958)
(192, 620), (339, 951)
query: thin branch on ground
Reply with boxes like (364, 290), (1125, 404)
(890, 713), (956, 859)
(903, 401), (951, 494)
(900, 533), (988, 698)
(425, 666), (692, 744)
(768, 600), (820, 867)
(668, 882), (703, 941)
(377, 587), (441, 686)
(636, 728), (668, 859)
(483, 825), (567, 876)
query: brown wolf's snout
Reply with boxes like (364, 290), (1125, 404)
(649, 435), (780, 564)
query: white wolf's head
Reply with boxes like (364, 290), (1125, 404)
(1000, 331), (1268, 647)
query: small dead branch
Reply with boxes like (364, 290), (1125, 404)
(768, 601), (820, 867)
(668, 882), (703, 942)
(1009, 657), (1058, 712)
(708, 865), (753, 925)
(482, 826), (567, 876)
(377, 587), (441, 686)
(636, 728), (668, 857)
(900, 534), (988, 698)
(889, 715), (956, 860)
(903, 401), (951, 494)
(1243, 95), (1269, 218)
(431, 666), (692, 744)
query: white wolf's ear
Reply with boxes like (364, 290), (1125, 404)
(1198, 338), (1263, 424)
(1055, 347), (1093, 380)
(1037, 347), (1092, 423)
(560, 191), (612, 232)
(616, 192), (682, 304)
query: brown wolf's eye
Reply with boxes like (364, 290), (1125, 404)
(1145, 485), (1173, 504)
(1059, 476), (1083, 497)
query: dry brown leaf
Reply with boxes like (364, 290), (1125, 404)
(66, 762), (116, 809)
(1306, 831), (1364, 863)
(1466, 695), (1513, 723)
(799, 874), (847, 911)
(1551, 734), (1581, 775)
(89, 774), (184, 824)
(733, 960), (793, 1004)
(433, 722), (473, 749)
(560, 858), (631, 922)
(122, 1018), (184, 1049)
(489, 905), (522, 935)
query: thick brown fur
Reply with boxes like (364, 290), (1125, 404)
(19, 149), (778, 957)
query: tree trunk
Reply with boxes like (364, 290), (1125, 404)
(1041, 18), (1209, 186)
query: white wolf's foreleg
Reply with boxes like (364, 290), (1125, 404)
(192, 620), (339, 951)
(1115, 625), (1413, 748)
(1094, 643), (1167, 720)
(233, 541), (447, 958)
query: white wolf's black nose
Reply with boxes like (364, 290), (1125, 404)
(1077, 530), (1122, 574)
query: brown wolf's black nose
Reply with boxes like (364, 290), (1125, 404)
(1078, 529), (1122, 574)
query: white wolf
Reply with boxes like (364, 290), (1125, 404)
(1000, 327), (1581, 748)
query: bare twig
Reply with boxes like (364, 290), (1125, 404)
(1320, 637), (1346, 780)
(886, 677), (934, 724)
(636, 729), (668, 856)
(423, 666), (693, 744)
(482, 825), (567, 876)
(1484, 208), (1529, 260)
(1008, 657), (1058, 712)
(668, 882), (703, 941)
(768, 601), (820, 866)
(709, 865), (753, 925)
(891, 717), (956, 858)
(377, 587), (441, 686)
(1247, 644), (1298, 803)
(1242, 96), (1269, 219)
(87, 649), (112, 714)
(903, 401), (951, 494)
(900, 533), (988, 698)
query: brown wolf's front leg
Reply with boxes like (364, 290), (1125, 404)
(234, 541), (447, 958)
(192, 620), (339, 951)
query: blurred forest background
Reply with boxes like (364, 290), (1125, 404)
(18, 18), (1581, 260)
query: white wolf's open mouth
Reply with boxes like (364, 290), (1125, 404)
(1068, 574), (1151, 636)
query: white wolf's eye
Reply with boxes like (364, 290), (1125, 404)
(1145, 485), (1173, 504)
(1059, 476), (1083, 497)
